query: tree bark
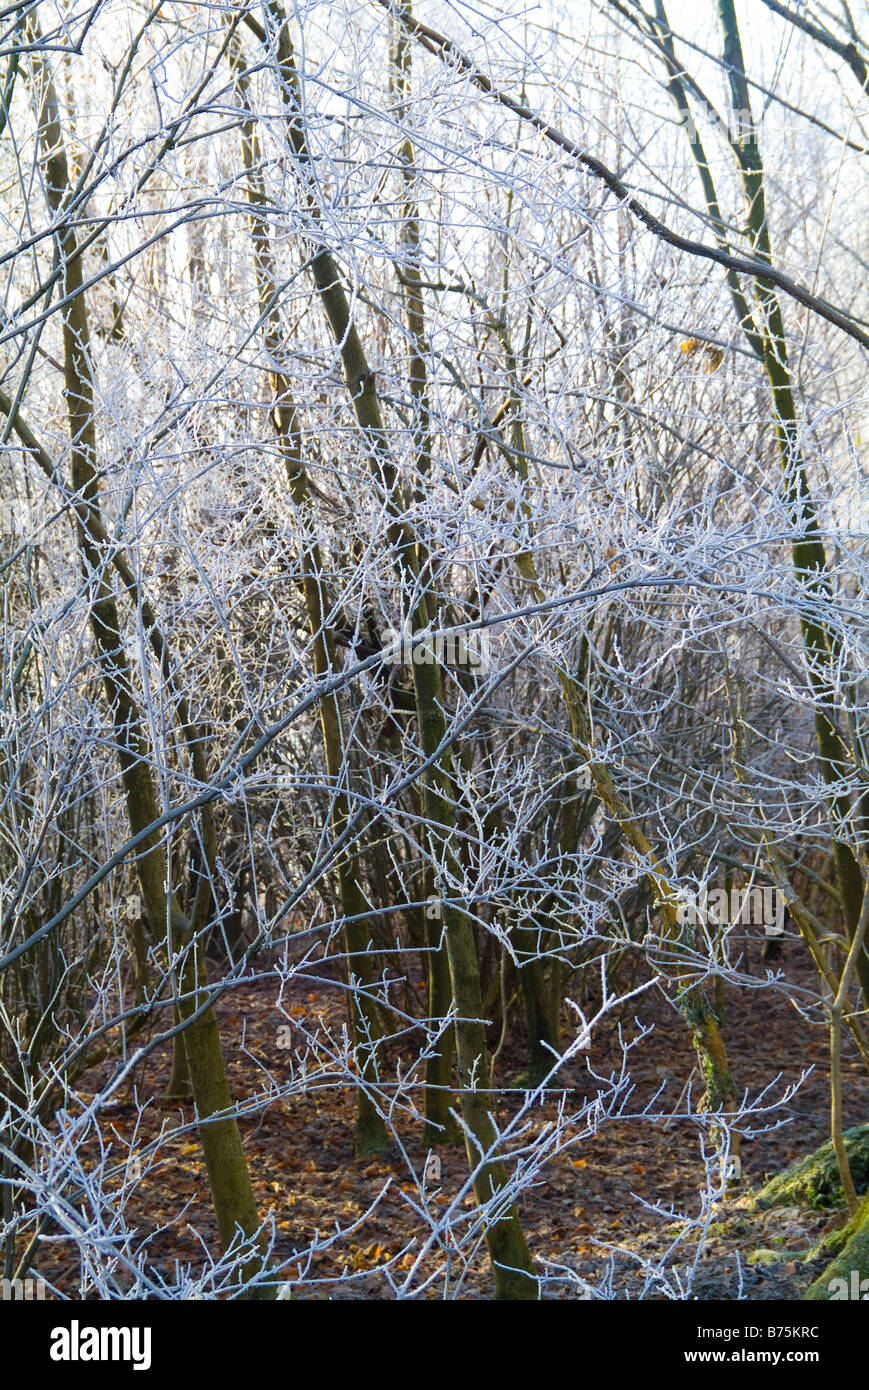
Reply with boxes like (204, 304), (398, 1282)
(248, 4), (537, 1297)
(26, 29), (268, 1293)
(231, 46), (389, 1156)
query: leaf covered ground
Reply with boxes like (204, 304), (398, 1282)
(38, 936), (869, 1299)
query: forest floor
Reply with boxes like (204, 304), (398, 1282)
(41, 934), (869, 1300)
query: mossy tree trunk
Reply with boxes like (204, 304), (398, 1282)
(247, 3), (537, 1297)
(26, 29), (269, 1293)
(652, 0), (868, 1003)
(806, 1190), (869, 1299)
(232, 44), (388, 1157)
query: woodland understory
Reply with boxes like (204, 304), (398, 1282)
(1, 0), (868, 1302)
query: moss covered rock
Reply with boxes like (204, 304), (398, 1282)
(755, 1126), (869, 1211)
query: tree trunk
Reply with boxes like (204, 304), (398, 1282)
(251, 4), (537, 1296)
(232, 50), (388, 1156)
(26, 29), (269, 1293)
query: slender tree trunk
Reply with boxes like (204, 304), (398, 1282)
(166, 1016), (192, 1099)
(656, 0), (868, 1000)
(390, 5), (457, 1146)
(516, 946), (560, 1086)
(249, 5), (536, 1296)
(232, 50), (388, 1155)
(26, 32), (268, 1292)
(483, 302), (736, 1124)
(718, 0), (866, 967)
